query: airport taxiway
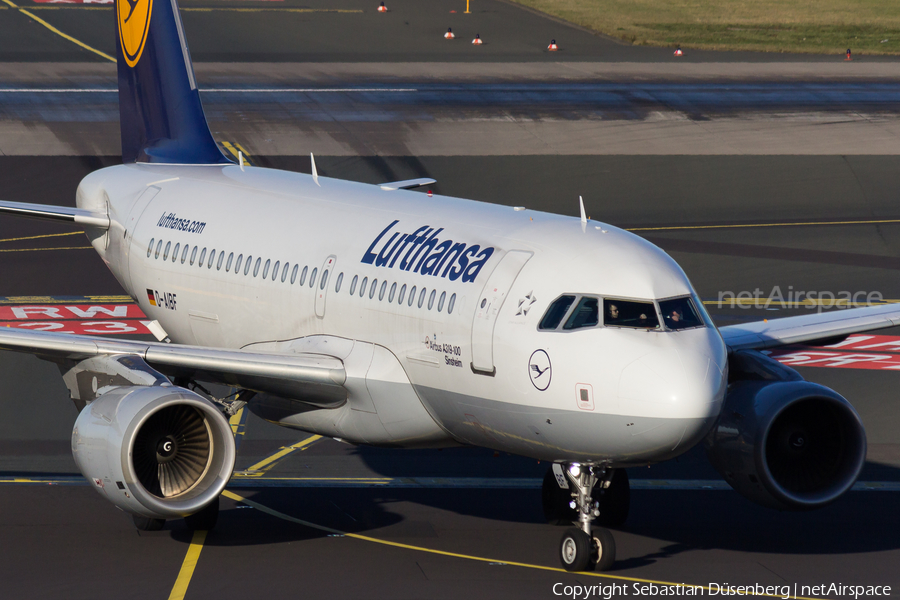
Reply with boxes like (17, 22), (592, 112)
(0, 0), (899, 598)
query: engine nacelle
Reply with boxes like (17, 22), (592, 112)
(72, 386), (235, 520)
(706, 350), (866, 510)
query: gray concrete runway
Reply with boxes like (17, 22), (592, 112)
(1, 0), (900, 597)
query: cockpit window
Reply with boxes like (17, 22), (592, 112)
(563, 297), (599, 330)
(659, 297), (703, 330)
(539, 295), (576, 330)
(604, 299), (659, 329)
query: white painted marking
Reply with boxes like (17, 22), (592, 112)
(0, 88), (418, 93)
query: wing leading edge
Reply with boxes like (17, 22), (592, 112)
(0, 326), (346, 404)
(718, 303), (900, 351)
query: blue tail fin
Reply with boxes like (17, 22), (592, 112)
(116, 0), (230, 164)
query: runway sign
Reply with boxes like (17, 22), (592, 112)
(0, 303), (152, 335)
(767, 334), (900, 371)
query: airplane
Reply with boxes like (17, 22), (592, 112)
(0, 0), (894, 573)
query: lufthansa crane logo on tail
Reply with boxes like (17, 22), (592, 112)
(117, 0), (153, 67)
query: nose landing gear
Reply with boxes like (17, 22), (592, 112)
(547, 463), (621, 571)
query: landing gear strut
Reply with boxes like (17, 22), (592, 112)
(549, 463), (618, 572)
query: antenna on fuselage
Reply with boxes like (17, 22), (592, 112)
(310, 152), (320, 186)
(579, 195), (587, 232)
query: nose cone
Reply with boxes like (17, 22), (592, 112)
(618, 333), (726, 420)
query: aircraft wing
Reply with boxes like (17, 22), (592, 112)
(718, 303), (900, 351)
(0, 199), (109, 228)
(0, 326), (346, 405)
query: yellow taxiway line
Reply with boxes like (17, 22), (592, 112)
(627, 218), (900, 232)
(0, 232), (82, 244)
(0, 246), (92, 253)
(0, 0), (114, 62)
(167, 531), (208, 600)
(240, 434), (322, 473)
(221, 489), (829, 600)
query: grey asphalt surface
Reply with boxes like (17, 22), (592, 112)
(1, 153), (899, 599)
(1, 0), (900, 597)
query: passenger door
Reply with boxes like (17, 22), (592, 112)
(470, 250), (532, 374)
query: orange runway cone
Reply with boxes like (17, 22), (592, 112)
(472, 34), (483, 45)
(444, 28), (455, 40)
(845, 48), (852, 61)
(548, 39), (558, 51)
(674, 46), (683, 56)
(377, 1), (387, 12)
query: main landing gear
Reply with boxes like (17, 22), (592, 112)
(543, 463), (629, 572)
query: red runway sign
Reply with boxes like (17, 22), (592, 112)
(767, 334), (900, 371)
(0, 304), (151, 336)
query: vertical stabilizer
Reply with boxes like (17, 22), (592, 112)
(116, 0), (230, 164)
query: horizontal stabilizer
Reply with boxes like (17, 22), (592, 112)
(0, 200), (109, 228)
(379, 178), (437, 191)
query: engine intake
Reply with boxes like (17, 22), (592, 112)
(706, 350), (866, 510)
(72, 386), (235, 520)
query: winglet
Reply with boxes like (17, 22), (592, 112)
(311, 153), (320, 186)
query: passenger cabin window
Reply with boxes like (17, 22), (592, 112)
(235, 254), (243, 274)
(448, 293), (456, 314)
(604, 299), (659, 329)
(181, 245), (189, 264)
(147, 238), (155, 258)
(564, 297), (599, 330)
(540, 295), (576, 330)
(349, 275), (358, 295)
(172, 243), (180, 262)
(291, 264), (299, 284)
(155, 240), (163, 259)
(659, 297), (704, 331)
(190, 246), (198, 266)
(299, 266), (307, 285)
(309, 268), (317, 288)
(226, 253), (234, 272)
(335, 273), (343, 292)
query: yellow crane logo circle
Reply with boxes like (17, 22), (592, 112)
(117, 0), (153, 67)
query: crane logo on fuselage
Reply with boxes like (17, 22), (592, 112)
(362, 220), (495, 283)
(529, 350), (552, 391)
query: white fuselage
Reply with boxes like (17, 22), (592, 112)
(76, 162), (728, 466)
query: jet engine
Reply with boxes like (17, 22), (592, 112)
(72, 385), (235, 520)
(705, 350), (866, 510)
